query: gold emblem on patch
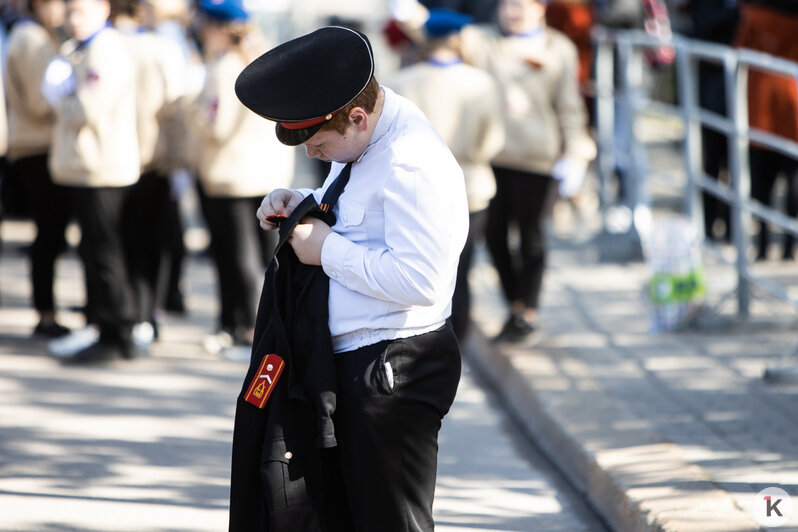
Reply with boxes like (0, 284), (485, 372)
(244, 354), (285, 409)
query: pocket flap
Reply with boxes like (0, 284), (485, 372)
(337, 197), (365, 226)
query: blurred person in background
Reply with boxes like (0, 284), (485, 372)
(140, 0), (201, 316)
(734, 0), (798, 260)
(5, 0), (70, 337)
(386, 7), (504, 343)
(392, 0), (596, 344)
(685, 0), (739, 243)
(45, 0), (141, 363)
(0, 0), (32, 221)
(188, 0), (295, 355)
(545, 0), (594, 116)
(111, 0), (187, 349)
(0, 24), (7, 252)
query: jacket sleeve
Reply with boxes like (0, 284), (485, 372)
(188, 55), (246, 143)
(6, 29), (56, 122)
(467, 78), (505, 165)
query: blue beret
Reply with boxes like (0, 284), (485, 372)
(424, 8), (473, 38)
(235, 26), (375, 146)
(199, 0), (249, 22)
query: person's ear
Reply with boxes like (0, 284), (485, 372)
(349, 107), (369, 131)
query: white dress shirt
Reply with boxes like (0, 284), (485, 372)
(300, 87), (469, 352)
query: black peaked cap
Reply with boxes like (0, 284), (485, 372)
(235, 26), (375, 146)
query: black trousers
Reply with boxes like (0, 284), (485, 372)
(750, 147), (798, 258)
(18, 154), (72, 313)
(486, 166), (556, 310)
(451, 208), (488, 341)
(203, 194), (277, 339)
(123, 171), (187, 322)
(699, 62), (731, 241)
(333, 323), (461, 532)
(69, 185), (137, 346)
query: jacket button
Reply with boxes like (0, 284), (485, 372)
(284, 451), (293, 460)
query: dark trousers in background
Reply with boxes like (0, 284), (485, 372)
(451, 208), (488, 342)
(750, 146), (798, 259)
(123, 171), (180, 323)
(701, 125), (731, 241)
(203, 194), (277, 342)
(333, 323), (461, 532)
(699, 61), (731, 241)
(486, 166), (557, 310)
(70, 185), (137, 347)
(18, 154), (72, 313)
(161, 188), (187, 313)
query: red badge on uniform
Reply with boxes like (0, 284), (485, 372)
(243, 354), (285, 409)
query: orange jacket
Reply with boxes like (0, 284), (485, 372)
(546, 2), (594, 85)
(735, 3), (798, 141)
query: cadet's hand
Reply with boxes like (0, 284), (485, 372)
(288, 217), (333, 266)
(257, 189), (303, 230)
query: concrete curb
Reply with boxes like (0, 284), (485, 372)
(464, 328), (762, 532)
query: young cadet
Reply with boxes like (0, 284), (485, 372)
(111, 0), (186, 348)
(188, 0), (294, 354)
(44, 0), (140, 362)
(393, 0), (596, 345)
(386, 8), (505, 343)
(230, 26), (468, 532)
(5, 0), (69, 338)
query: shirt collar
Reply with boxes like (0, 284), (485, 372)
(76, 22), (110, 50)
(425, 57), (464, 67)
(502, 25), (544, 39)
(356, 85), (398, 163)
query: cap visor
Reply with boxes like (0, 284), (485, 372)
(275, 122), (325, 146)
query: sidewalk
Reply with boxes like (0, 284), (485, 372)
(467, 195), (798, 531)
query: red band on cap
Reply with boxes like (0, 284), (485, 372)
(279, 111), (338, 130)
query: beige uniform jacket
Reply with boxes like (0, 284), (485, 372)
(386, 60), (505, 212)
(187, 50), (294, 198)
(120, 30), (186, 173)
(460, 25), (596, 174)
(4, 21), (60, 162)
(49, 28), (140, 187)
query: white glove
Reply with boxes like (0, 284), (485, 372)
(169, 168), (194, 201)
(389, 0), (421, 22)
(41, 56), (77, 107)
(551, 157), (587, 199)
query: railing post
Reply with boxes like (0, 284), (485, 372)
(592, 31), (646, 261)
(725, 53), (752, 318)
(675, 38), (705, 246)
(594, 30), (616, 221)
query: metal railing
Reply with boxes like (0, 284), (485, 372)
(593, 28), (798, 319)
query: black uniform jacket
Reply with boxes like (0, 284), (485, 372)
(229, 167), (351, 532)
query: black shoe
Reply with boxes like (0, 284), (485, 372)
(33, 320), (71, 339)
(492, 314), (543, 346)
(60, 341), (125, 365)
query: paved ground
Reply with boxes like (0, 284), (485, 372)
(0, 212), (607, 532)
(468, 169), (798, 531)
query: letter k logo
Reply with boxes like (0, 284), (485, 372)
(765, 496), (784, 518)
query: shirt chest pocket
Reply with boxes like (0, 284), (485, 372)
(336, 197), (368, 242)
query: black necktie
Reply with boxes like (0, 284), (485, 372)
(318, 162), (352, 222)
(274, 162), (352, 252)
